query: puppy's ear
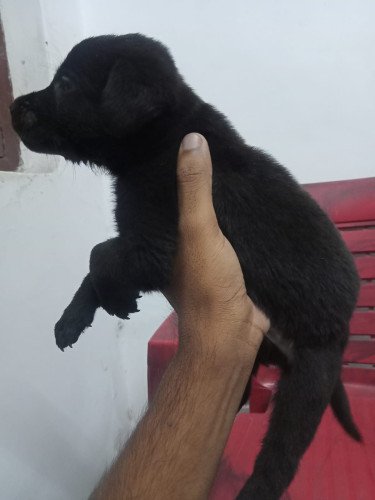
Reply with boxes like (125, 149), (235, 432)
(101, 57), (174, 136)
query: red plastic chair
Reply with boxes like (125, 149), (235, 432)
(148, 177), (375, 500)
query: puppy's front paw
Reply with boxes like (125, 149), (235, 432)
(101, 292), (141, 320)
(54, 307), (95, 351)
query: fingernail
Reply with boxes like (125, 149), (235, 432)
(181, 133), (202, 151)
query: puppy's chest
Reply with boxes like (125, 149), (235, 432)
(114, 179), (177, 244)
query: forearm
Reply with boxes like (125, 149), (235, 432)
(91, 329), (256, 500)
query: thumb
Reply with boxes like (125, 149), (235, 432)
(177, 133), (218, 235)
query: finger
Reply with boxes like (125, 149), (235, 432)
(177, 133), (218, 234)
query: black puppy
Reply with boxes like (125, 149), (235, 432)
(11, 34), (361, 499)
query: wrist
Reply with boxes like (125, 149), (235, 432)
(177, 323), (261, 374)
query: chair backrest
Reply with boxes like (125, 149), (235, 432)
(304, 177), (375, 385)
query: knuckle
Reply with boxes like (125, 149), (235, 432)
(178, 169), (204, 187)
(178, 157), (207, 183)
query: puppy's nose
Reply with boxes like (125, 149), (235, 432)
(10, 97), (38, 133)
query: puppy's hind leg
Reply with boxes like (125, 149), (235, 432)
(237, 345), (342, 500)
(55, 274), (99, 351)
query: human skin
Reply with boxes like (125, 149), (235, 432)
(90, 133), (270, 500)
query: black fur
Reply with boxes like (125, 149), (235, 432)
(11, 34), (361, 499)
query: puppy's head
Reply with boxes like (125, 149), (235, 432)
(11, 34), (181, 165)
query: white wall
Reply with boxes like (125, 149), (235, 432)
(0, 1), (374, 499)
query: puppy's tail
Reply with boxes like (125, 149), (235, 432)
(330, 378), (362, 441)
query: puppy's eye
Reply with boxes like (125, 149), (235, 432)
(55, 76), (76, 93)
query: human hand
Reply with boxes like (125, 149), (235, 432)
(164, 133), (270, 364)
